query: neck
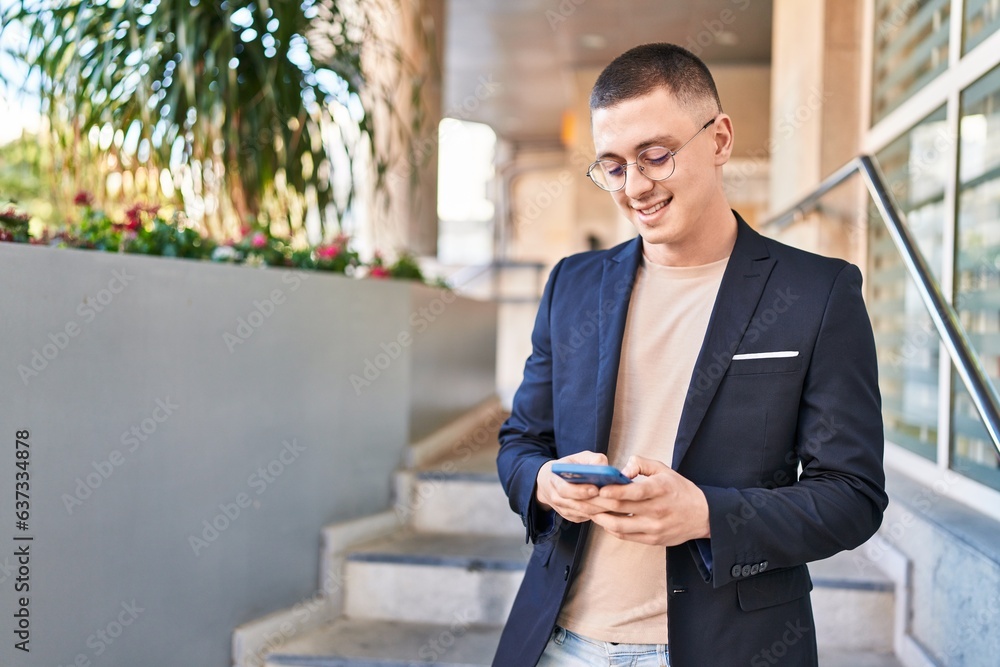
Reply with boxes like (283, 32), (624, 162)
(643, 207), (739, 267)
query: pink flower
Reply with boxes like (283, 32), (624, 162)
(251, 232), (268, 249)
(316, 244), (341, 260)
(369, 266), (390, 279)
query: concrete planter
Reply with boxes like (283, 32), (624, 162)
(0, 243), (496, 666)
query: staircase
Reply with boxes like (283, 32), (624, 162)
(233, 409), (904, 667)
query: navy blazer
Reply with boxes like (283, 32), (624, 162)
(494, 214), (887, 667)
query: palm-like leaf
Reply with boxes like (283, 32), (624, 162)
(1, 0), (421, 240)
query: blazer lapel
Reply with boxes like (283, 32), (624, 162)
(594, 237), (642, 455)
(672, 216), (776, 469)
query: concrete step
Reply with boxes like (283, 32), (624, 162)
(398, 443), (523, 538)
(263, 619), (903, 667)
(817, 650), (903, 666)
(264, 617), (500, 666)
(810, 546), (895, 653)
(343, 531), (529, 625)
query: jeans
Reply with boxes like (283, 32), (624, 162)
(536, 626), (670, 667)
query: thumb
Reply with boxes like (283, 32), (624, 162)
(620, 455), (669, 479)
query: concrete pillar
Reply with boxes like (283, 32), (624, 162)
(769, 0), (866, 267)
(365, 0), (444, 258)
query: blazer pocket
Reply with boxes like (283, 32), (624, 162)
(727, 356), (802, 375)
(737, 564), (813, 612)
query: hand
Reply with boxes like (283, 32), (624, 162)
(535, 451), (616, 524)
(587, 455), (711, 546)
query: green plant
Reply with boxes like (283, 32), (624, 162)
(365, 250), (425, 281)
(2, 192), (433, 283)
(1, 0), (428, 239)
(313, 234), (361, 274)
(0, 205), (32, 243)
(124, 211), (216, 260)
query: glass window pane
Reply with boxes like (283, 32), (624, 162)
(872, 0), (951, 124)
(870, 107), (948, 461)
(954, 64), (1000, 489)
(964, 0), (1000, 54)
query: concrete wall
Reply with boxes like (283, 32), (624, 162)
(0, 243), (496, 666)
(877, 468), (1000, 667)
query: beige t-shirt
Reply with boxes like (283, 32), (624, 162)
(557, 252), (729, 644)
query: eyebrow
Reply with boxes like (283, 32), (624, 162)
(597, 135), (678, 160)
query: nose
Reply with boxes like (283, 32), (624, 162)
(622, 163), (654, 200)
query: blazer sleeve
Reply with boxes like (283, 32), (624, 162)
(699, 263), (888, 588)
(497, 259), (565, 545)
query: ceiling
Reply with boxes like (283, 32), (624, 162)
(442, 0), (774, 145)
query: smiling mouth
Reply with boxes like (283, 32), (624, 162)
(635, 197), (672, 216)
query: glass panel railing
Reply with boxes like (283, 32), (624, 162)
(765, 156), (1000, 467)
(868, 107), (948, 461)
(954, 63), (1000, 488)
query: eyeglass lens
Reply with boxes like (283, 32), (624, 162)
(589, 147), (676, 191)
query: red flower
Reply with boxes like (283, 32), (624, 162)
(73, 191), (93, 207)
(251, 232), (268, 249)
(316, 244), (341, 260)
(369, 266), (391, 279)
(120, 202), (159, 231)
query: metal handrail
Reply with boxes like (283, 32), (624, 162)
(764, 154), (1000, 460)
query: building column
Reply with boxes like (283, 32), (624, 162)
(365, 0), (444, 258)
(769, 0), (866, 267)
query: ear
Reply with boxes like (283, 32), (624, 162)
(712, 114), (735, 166)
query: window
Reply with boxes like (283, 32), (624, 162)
(953, 64), (1000, 488)
(872, 0), (951, 123)
(965, 0), (1000, 53)
(870, 107), (949, 460)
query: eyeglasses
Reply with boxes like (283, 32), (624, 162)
(586, 117), (717, 192)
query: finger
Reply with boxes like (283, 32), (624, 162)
(597, 474), (660, 501)
(619, 455), (669, 478)
(584, 494), (632, 514)
(561, 451), (609, 466)
(591, 510), (640, 535)
(551, 476), (600, 500)
(552, 498), (611, 523)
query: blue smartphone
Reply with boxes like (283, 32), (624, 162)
(551, 463), (631, 487)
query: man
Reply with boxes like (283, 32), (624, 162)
(493, 43), (887, 667)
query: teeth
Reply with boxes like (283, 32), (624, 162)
(639, 200), (668, 215)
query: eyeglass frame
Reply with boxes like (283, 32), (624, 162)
(585, 117), (717, 192)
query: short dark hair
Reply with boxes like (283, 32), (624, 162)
(590, 43), (723, 118)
